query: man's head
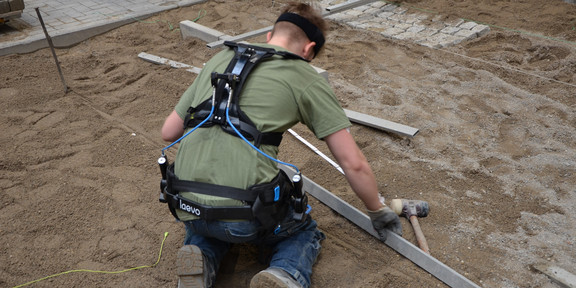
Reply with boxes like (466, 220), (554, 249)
(267, 2), (327, 60)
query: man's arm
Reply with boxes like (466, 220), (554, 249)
(161, 110), (184, 142)
(325, 128), (402, 240)
(325, 128), (383, 211)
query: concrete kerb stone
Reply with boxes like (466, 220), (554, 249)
(180, 20), (227, 43)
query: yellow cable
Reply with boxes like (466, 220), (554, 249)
(12, 232), (169, 288)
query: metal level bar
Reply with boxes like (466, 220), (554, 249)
(138, 52), (202, 74)
(280, 164), (480, 288)
(287, 129), (344, 174)
(343, 109), (419, 137)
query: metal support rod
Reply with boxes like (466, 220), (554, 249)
(287, 129), (344, 175)
(35, 7), (68, 94)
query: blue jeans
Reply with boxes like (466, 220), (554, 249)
(183, 207), (326, 288)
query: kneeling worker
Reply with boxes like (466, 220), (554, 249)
(160, 2), (402, 288)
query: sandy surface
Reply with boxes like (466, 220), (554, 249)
(1, 0), (576, 287)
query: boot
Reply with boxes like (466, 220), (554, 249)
(177, 245), (207, 288)
(250, 267), (303, 288)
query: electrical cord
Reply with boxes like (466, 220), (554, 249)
(161, 105), (215, 154)
(12, 232), (170, 288)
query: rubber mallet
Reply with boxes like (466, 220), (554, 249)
(390, 199), (430, 254)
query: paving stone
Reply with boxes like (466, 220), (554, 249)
(440, 26), (461, 35)
(407, 25), (426, 33)
(364, 7), (382, 15)
(445, 18), (465, 27)
(394, 7), (409, 15)
(394, 31), (420, 41)
(345, 9), (364, 17)
(381, 4), (397, 12)
(394, 23), (413, 30)
(381, 27), (405, 37)
(404, 15), (421, 24)
(427, 21), (448, 31)
(350, 21), (369, 29)
(353, 5), (370, 12)
(455, 28), (479, 41)
(376, 11), (395, 19)
(459, 21), (478, 30)
(370, 2), (387, 9)
(420, 27), (440, 37)
(472, 24), (491, 37)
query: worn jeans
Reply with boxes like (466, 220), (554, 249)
(183, 207), (326, 288)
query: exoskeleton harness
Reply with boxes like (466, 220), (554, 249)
(158, 41), (310, 234)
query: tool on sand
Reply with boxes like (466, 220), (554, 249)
(390, 199), (430, 254)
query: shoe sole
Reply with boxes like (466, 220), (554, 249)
(250, 271), (289, 288)
(177, 245), (205, 288)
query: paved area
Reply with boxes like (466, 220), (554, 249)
(321, 0), (490, 48)
(0, 0), (207, 56)
(0, 0), (490, 57)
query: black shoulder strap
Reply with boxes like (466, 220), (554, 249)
(183, 41), (307, 147)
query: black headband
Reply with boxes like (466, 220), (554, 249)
(276, 12), (325, 57)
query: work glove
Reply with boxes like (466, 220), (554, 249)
(367, 206), (402, 242)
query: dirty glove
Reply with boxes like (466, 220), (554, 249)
(367, 206), (402, 241)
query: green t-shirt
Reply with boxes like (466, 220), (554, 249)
(172, 43), (351, 221)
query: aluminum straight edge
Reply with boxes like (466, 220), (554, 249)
(279, 165), (480, 288)
(138, 52), (202, 74)
(343, 109), (419, 137)
(207, 0), (378, 49)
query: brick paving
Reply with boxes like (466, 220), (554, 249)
(322, 0), (490, 48)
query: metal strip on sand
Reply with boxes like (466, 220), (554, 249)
(280, 165), (480, 288)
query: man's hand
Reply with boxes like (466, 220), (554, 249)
(367, 206), (402, 241)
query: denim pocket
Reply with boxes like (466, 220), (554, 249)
(223, 221), (259, 243)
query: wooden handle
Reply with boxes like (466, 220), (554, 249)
(409, 215), (430, 254)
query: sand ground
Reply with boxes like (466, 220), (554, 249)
(1, 0), (576, 287)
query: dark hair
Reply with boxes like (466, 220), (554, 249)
(280, 2), (327, 36)
(273, 2), (327, 56)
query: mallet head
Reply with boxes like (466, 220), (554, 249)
(390, 199), (429, 218)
